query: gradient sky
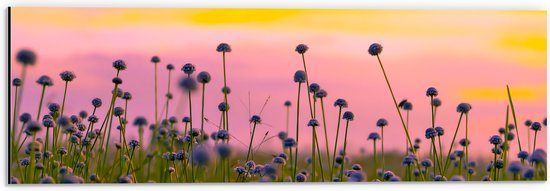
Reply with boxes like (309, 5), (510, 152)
(10, 8), (546, 158)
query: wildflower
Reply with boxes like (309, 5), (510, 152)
(245, 160), (256, 169)
(283, 138), (296, 148)
(434, 175), (447, 181)
(273, 157), (286, 165)
(216, 129), (230, 140)
(315, 89), (327, 98)
(113, 107), (124, 117)
(278, 131), (288, 140)
(284, 100), (292, 107)
(91, 98), (102, 108)
(43, 118), (55, 128)
(368, 132), (380, 140)
(192, 146), (211, 166)
(456, 103), (472, 113)
(507, 161), (522, 174)
(60, 175), (84, 184)
(197, 71), (211, 83)
(517, 151), (529, 160)
(216, 43), (232, 52)
(112, 59), (127, 71)
(293, 70), (306, 83)
(129, 140), (139, 148)
(295, 173), (307, 182)
(39, 176), (54, 184)
(36, 75), (53, 86)
(20, 157), (30, 166)
(481, 176), (491, 181)
(112, 77), (123, 84)
(524, 119), (533, 127)
(222, 86), (231, 94)
(26, 121), (42, 133)
(48, 103), (60, 112)
(376, 118), (388, 127)
(118, 176), (133, 183)
(402, 155), (415, 166)
(13, 78), (22, 87)
(420, 159), (433, 168)
(334, 98), (348, 108)
(179, 77), (197, 91)
(250, 115), (262, 124)
(434, 126), (444, 136)
(351, 164), (362, 170)
(342, 111), (354, 121)
(19, 113), (31, 123)
(389, 176), (401, 182)
(182, 63), (196, 75)
(215, 143), (232, 159)
(523, 167), (535, 179)
(150, 56), (160, 64)
(450, 176), (465, 181)
(459, 138), (470, 147)
(432, 98), (442, 107)
(87, 115), (98, 123)
(382, 171), (395, 181)
(16, 49), (37, 65)
(498, 127), (506, 134)
(489, 135), (502, 145)
(347, 170), (365, 182)
(508, 123), (515, 130)
(530, 122), (542, 131)
(307, 119), (319, 127)
(59, 70), (76, 82)
(368, 43), (383, 56)
(308, 83), (320, 93)
(78, 110), (87, 119)
(425, 127), (437, 139)
(122, 92), (132, 100)
(262, 164), (277, 176)
(234, 166), (246, 174)
(528, 149), (546, 164)
(426, 87), (438, 97)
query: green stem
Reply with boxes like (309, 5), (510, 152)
(339, 120), (350, 181)
(320, 98), (331, 177)
(506, 85), (522, 152)
(381, 127), (385, 172)
(331, 107), (342, 177)
(200, 83), (206, 143)
(293, 83), (302, 177)
(36, 85), (46, 121)
(245, 122), (258, 162)
(442, 113), (464, 175)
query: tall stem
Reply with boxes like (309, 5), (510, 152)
(200, 83), (206, 142)
(381, 127), (385, 172)
(245, 123), (258, 162)
(375, 55), (424, 180)
(320, 98), (331, 176)
(442, 113), (464, 175)
(293, 83), (302, 177)
(465, 113), (469, 179)
(331, 107), (342, 177)
(311, 125), (316, 182)
(506, 85), (522, 151)
(339, 120), (350, 181)
(35, 85), (46, 121)
(222, 52), (230, 135)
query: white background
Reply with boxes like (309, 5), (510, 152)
(1, 0), (549, 191)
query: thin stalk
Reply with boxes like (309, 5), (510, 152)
(222, 52), (230, 135)
(373, 140), (377, 179)
(200, 83), (206, 142)
(375, 54), (424, 180)
(533, 131), (538, 152)
(293, 83), (302, 177)
(320, 98), (331, 176)
(381, 127), (385, 172)
(506, 85), (522, 151)
(331, 107), (342, 177)
(493, 145), (498, 181)
(339, 120), (351, 181)
(311, 125), (316, 182)
(188, 88), (195, 182)
(442, 113), (464, 175)
(245, 122), (258, 162)
(35, 85), (46, 121)
(431, 138), (443, 175)
(465, 113), (469, 179)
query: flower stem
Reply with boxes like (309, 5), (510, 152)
(506, 85), (523, 152)
(200, 83), (206, 143)
(442, 113), (464, 175)
(339, 120), (350, 181)
(293, 83), (302, 177)
(35, 85), (46, 121)
(245, 122), (258, 162)
(319, 98), (331, 177)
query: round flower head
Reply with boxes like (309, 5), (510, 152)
(250, 115), (262, 124)
(495, 159), (505, 169)
(347, 170), (365, 182)
(308, 83), (320, 93)
(456, 103), (472, 113)
(169, 116), (178, 124)
(16, 49), (37, 65)
(150, 56), (160, 64)
(434, 126), (444, 136)
(489, 135), (502, 145)
(402, 101), (413, 111)
(295, 44), (309, 54)
(48, 103), (60, 112)
(307, 119), (319, 127)
(434, 175), (447, 181)
(91, 98), (102, 108)
(402, 155), (415, 166)
(421, 159), (433, 167)
(273, 156), (286, 165)
(215, 143), (232, 159)
(284, 100), (292, 107)
(508, 123), (515, 130)
(389, 176), (401, 182)
(87, 115), (99, 124)
(523, 167), (535, 179)
(164, 63), (174, 71)
(517, 151), (529, 160)
(432, 98), (442, 107)
(543, 118), (547, 126)
(507, 161), (522, 174)
(334, 98), (348, 108)
(315, 89), (327, 98)
(368, 132), (380, 140)
(216, 43), (232, 53)
(352, 164), (362, 171)
(278, 153), (288, 160)
(507, 132), (515, 141)
(530, 122), (542, 131)
(335, 155), (343, 164)
(112, 59), (127, 71)
(481, 176), (491, 181)
(216, 129), (230, 140)
(234, 166), (246, 174)
(459, 138), (470, 147)
(196, 71), (211, 83)
(79, 110), (88, 119)
(133, 116), (148, 126)
(342, 111), (354, 121)
(179, 77), (197, 91)
(217, 102), (230, 112)
(492, 147), (503, 155)
(415, 138), (422, 144)
(425, 127), (438, 139)
(426, 87), (438, 97)
(278, 131), (288, 140)
(113, 107), (124, 117)
(122, 92), (132, 100)
(222, 86), (231, 94)
(376, 118), (388, 127)
(368, 43), (383, 56)
(36, 75), (53, 86)
(12, 78), (22, 87)
(19, 113), (31, 123)
(528, 149), (546, 164)
(295, 173), (307, 182)
(43, 118), (55, 128)
(59, 70), (76, 82)
(498, 127), (506, 134)
(40, 175), (54, 184)
(26, 121), (42, 133)
(191, 146), (211, 166)
(524, 119), (533, 127)
(20, 157), (30, 166)
(129, 140), (139, 148)
(450, 175), (465, 181)
(182, 116), (191, 123)
(382, 171), (395, 181)
(182, 63), (196, 75)
(262, 164), (277, 176)
(112, 77), (123, 84)
(293, 70), (307, 83)
(283, 138), (296, 148)
(245, 160), (256, 169)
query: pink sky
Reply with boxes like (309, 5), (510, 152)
(10, 8), (546, 158)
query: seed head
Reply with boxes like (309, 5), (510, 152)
(36, 75), (53, 86)
(16, 49), (37, 66)
(342, 111), (354, 121)
(283, 138), (296, 148)
(307, 119), (319, 127)
(376, 118), (388, 127)
(293, 70), (306, 83)
(216, 43), (232, 53)
(524, 119), (533, 126)
(315, 89), (327, 98)
(179, 77), (197, 92)
(456, 103), (472, 113)
(12, 78), (22, 87)
(432, 98), (442, 107)
(489, 135), (502, 145)
(60, 70), (76, 82)
(113, 107), (124, 117)
(197, 71), (211, 83)
(278, 131), (288, 140)
(295, 173), (307, 182)
(530, 122), (542, 131)
(368, 43), (383, 56)
(284, 100), (292, 107)
(368, 132), (380, 140)
(334, 98), (348, 108)
(26, 121), (42, 133)
(308, 83), (320, 93)
(129, 140), (139, 148)
(151, 56), (160, 64)
(421, 159), (433, 167)
(435, 126), (444, 136)
(182, 63), (196, 75)
(426, 87), (438, 97)
(295, 44), (309, 54)
(112, 59), (127, 71)
(250, 115), (262, 124)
